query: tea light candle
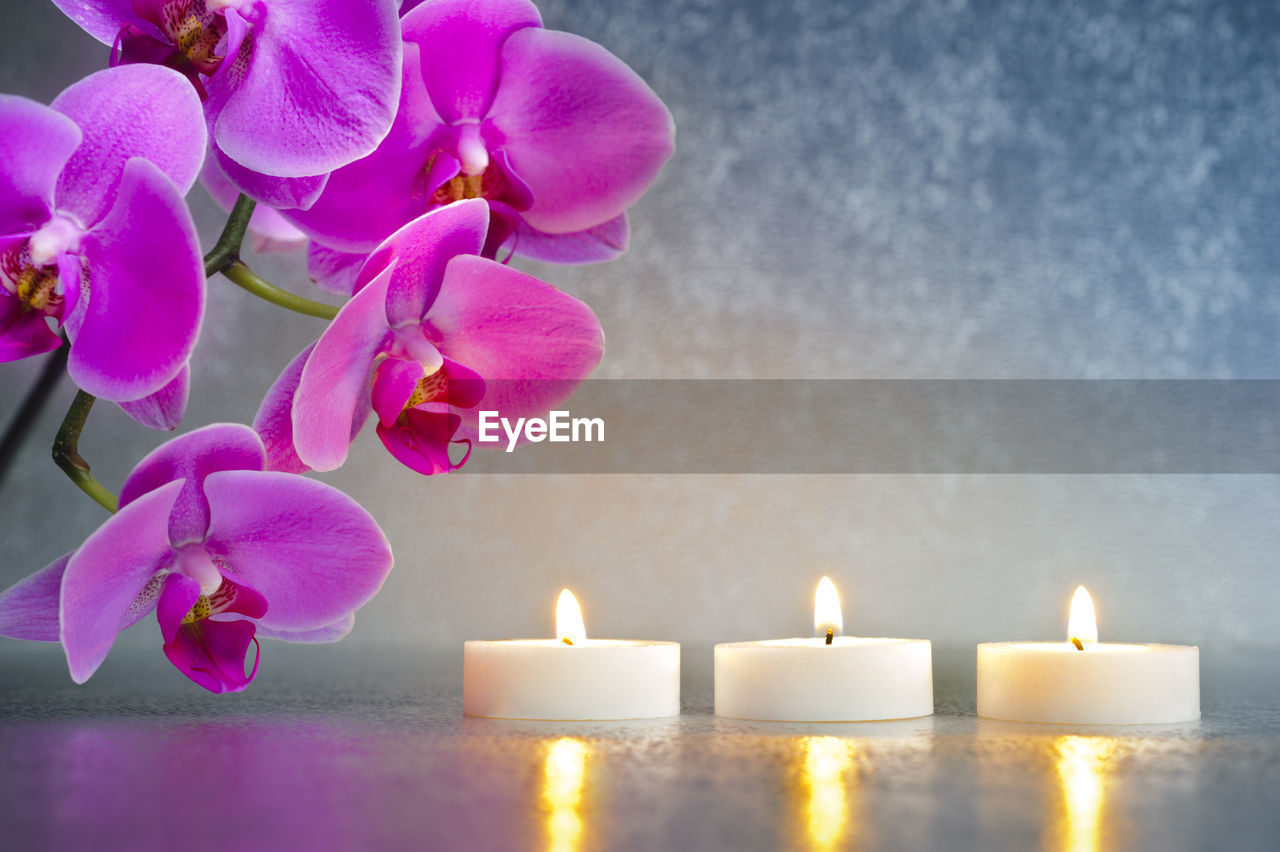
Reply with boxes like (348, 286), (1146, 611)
(715, 578), (933, 721)
(463, 589), (680, 720)
(977, 586), (1200, 725)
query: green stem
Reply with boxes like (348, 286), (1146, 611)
(203, 193), (257, 277)
(202, 193), (339, 320)
(52, 390), (118, 514)
(222, 261), (339, 320)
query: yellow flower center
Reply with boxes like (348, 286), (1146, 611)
(173, 15), (223, 71)
(181, 595), (213, 625)
(13, 265), (61, 313)
(428, 156), (511, 206)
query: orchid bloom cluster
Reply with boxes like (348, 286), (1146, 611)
(0, 0), (673, 691)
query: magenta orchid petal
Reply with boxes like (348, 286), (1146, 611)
(515, 213), (630, 265)
(376, 408), (468, 475)
(51, 65), (205, 227)
(381, 199), (489, 327)
(402, 0), (541, 124)
(0, 95), (80, 236)
(254, 343), (317, 474)
(292, 269), (394, 471)
(118, 364), (189, 431)
(211, 576), (270, 621)
(69, 158), (203, 402)
(280, 42), (439, 251)
(120, 422), (266, 544)
(202, 470), (394, 631)
(372, 357), (426, 427)
(60, 480), (184, 684)
(55, 252), (84, 327)
(437, 357), (487, 409)
(0, 299), (62, 363)
(113, 23), (180, 70)
(0, 553), (72, 642)
(254, 613), (354, 644)
(487, 27), (674, 233)
(210, 146), (330, 211)
(156, 571), (201, 645)
(49, 0), (138, 44)
(210, 0), (402, 178)
(200, 157), (307, 252)
(307, 243), (366, 296)
(163, 617), (259, 694)
(430, 254), (603, 420)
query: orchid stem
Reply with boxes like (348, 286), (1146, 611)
(222, 261), (339, 320)
(52, 390), (118, 514)
(0, 342), (68, 489)
(203, 194), (339, 320)
(203, 193), (257, 277)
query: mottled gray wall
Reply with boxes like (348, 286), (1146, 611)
(1, 0), (1277, 669)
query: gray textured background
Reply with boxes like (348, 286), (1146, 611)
(1, 0), (1278, 685)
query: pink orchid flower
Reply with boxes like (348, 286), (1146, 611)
(0, 424), (393, 693)
(254, 199), (604, 475)
(53, 0), (403, 208)
(282, 0), (675, 289)
(0, 64), (205, 429)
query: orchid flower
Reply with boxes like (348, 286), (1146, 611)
(0, 64), (205, 428)
(283, 0), (674, 279)
(254, 199), (604, 475)
(0, 424), (393, 693)
(53, 0), (403, 208)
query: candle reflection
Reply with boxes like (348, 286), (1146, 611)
(802, 736), (855, 851)
(544, 738), (588, 852)
(1053, 736), (1115, 852)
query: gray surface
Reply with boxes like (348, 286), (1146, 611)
(1, 646), (1278, 851)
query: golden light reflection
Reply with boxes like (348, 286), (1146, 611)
(544, 738), (588, 852)
(802, 736), (854, 851)
(1053, 736), (1115, 852)
(556, 589), (587, 645)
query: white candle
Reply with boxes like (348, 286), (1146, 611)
(977, 586), (1200, 725)
(715, 578), (933, 721)
(463, 589), (680, 720)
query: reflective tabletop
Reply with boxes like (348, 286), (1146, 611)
(1, 645), (1277, 851)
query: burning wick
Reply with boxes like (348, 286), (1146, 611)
(825, 627), (834, 646)
(562, 637), (574, 646)
(1070, 635), (1084, 651)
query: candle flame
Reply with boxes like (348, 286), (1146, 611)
(557, 589), (587, 645)
(1067, 586), (1098, 649)
(814, 577), (843, 639)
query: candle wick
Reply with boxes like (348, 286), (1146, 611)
(562, 637), (574, 646)
(825, 627), (834, 645)
(1070, 635), (1084, 651)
